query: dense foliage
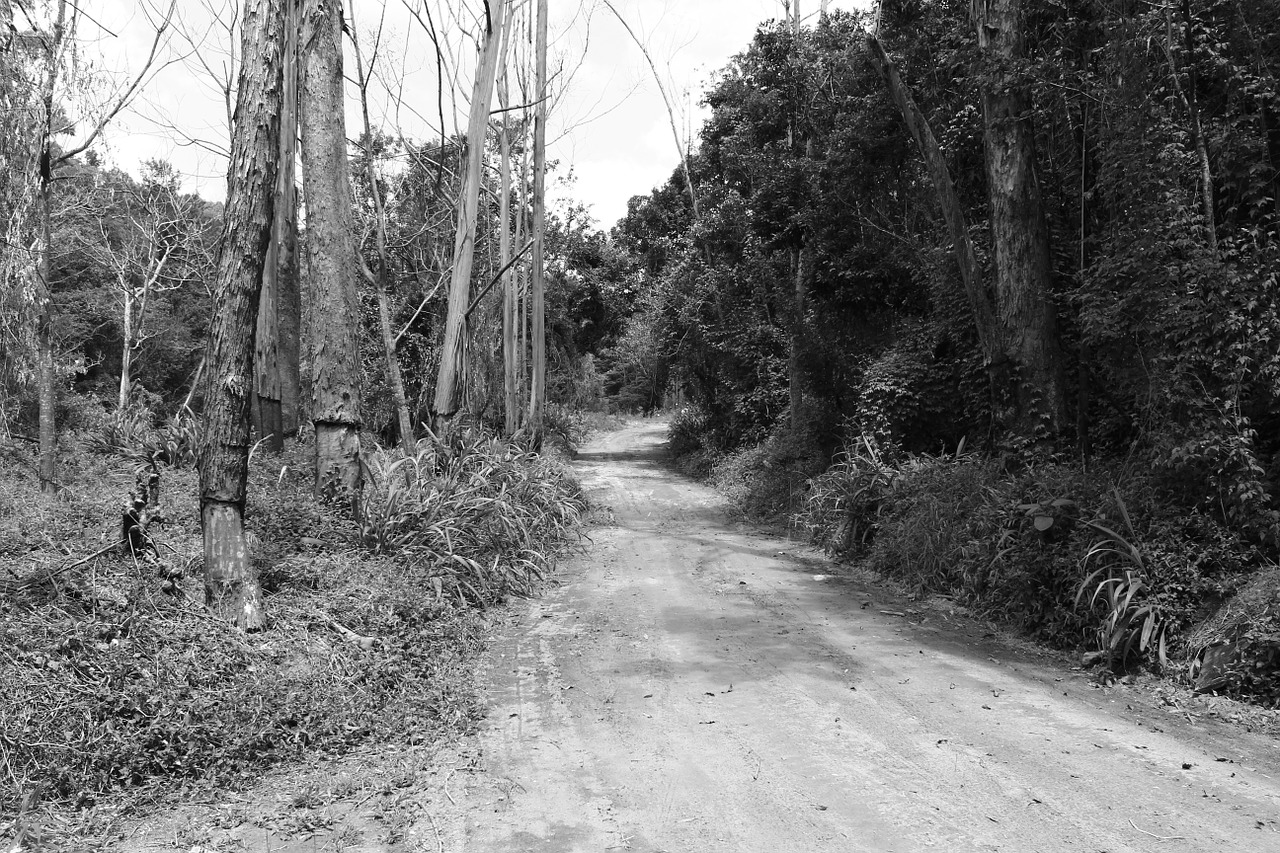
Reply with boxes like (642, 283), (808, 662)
(596, 3), (1280, 695)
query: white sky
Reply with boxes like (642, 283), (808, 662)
(73, 0), (872, 230)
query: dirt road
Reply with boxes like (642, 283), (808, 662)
(428, 421), (1280, 852)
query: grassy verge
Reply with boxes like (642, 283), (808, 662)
(669, 413), (1280, 709)
(0, 423), (586, 847)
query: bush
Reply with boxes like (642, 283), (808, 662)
(710, 426), (828, 519)
(797, 439), (1266, 658)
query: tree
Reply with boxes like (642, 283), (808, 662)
(198, 0), (284, 630)
(253, 0), (300, 452)
(527, 0), (548, 439)
(301, 0), (363, 500)
(972, 0), (1065, 434)
(86, 163), (207, 415)
(6, 1), (173, 493)
(350, 0), (415, 455)
(865, 32), (1002, 375)
(431, 0), (508, 430)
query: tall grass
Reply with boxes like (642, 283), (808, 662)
(358, 433), (587, 604)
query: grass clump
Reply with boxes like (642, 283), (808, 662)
(359, 432), (587, 605)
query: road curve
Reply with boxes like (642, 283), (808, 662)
(429, 420), (1280, 853)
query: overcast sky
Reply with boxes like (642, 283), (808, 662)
(82, 0), (872, 230)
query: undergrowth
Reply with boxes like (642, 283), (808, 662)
(0, 425), (587, 833)
(672, 411), (1277, 705)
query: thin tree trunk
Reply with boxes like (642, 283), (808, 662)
(866, 33), (1003, 368)
(516, 143), (530, 418)
(119, 288), (134, 413)
(973, 0), (1065, 435)
(499, 66), (518, 437)
(198, 0), (284, 630)
(350, 0), (414, 455)
(277, 5), (302, 437)
(432, 0), (507, 430)
(528, 0), (548, 441)
(35, 0), (67, 496)
(601, 1), (699, 224)
(1076, 99), (1092, 459)
(1167, 0), (1216, 257)
(301, 0), (363, 501)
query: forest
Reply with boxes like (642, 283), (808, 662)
(2, 0), (1280, 846)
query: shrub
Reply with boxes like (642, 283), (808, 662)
(798, 440), (1266, 658)
(710, 427), (827, 519)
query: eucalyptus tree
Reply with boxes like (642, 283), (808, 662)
(432, 0), (509, 432)
(198, 0), (284, 629)
(300, 0), (363, 500)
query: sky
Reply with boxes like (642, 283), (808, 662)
(77, 0), (873, 231)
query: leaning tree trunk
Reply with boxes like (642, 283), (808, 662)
(432, 0), (507, 430)
(973, 0), (1065, 435)
(301, 0), (363, 502)
(527, 0), (548, 442)
(866, 33), (1003, 370)
(197, 0), (284, 630)
(350, 7), (414, 456)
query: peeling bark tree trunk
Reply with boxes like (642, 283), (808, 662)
(528, 0), (548, 442)
(252, 0), (298, 453)
(866, 33), (1003, 372)
(197, 0), (284, 630)
(301, 0), (363, 502)
(432, 0), (507, 430)
(973, 0), (1065, 435)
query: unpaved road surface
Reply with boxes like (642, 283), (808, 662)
(427, 421), (1280, 852)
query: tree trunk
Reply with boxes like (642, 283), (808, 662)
(973, 0), (1065, 435)
(198, 0), (284, 631)
(1167, 0), (1216, 257)
(119, 288), (134, 413)
(432, 0), (507, 430)
(528, 0), (548, 441)
(277, 7), (302, 437)
(35, 1), (66, 497)
(300, 0), (364, 503)
(499, 68), (518, 437)
(866, 33), (1003, 370)
(788, 243), (808, 431)
(252, 0), (297, 453)
(1264, 104), (1280, 225)
(350, 1), (414, 455)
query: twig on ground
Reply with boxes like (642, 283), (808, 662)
(0, 542), (119, 596)
(1129, 819), (1185, 841)
(423, 808), (444, 853)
